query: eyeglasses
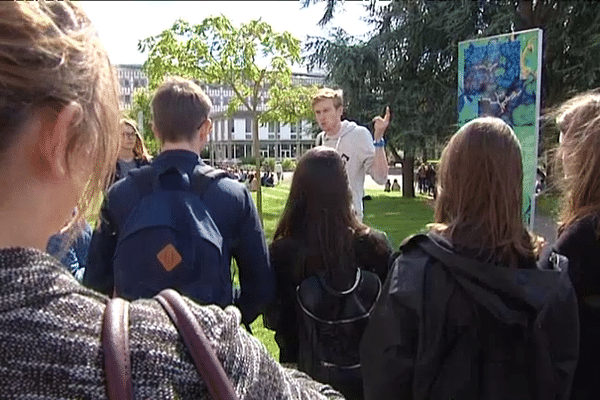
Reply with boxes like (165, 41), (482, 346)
(122, 131), (136, 139)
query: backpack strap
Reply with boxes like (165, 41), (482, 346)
(191, 164), (229, 198)
(155, 289), (239, 400)
(129, 165), (156, 199)
(102, 297), (133, 400)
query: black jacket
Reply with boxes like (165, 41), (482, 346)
(361, 233), (579, 400)
(554, 214), (600, 399)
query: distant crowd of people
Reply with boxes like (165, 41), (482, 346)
(1, 2), (599, 400)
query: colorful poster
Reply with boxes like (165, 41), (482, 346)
(458, 29), (542, 228)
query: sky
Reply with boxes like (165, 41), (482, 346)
(79, 1), (385, 70)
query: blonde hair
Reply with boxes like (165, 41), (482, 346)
(554, 91), (600, 236)
(121, 118), (151, 163)
(0, 1), (120, 228)
(311, 88), (343, 109)
(431, 117), (536, 267)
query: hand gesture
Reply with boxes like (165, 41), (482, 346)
(373, 106), (391, 140)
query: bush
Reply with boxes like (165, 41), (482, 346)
(263, 157), (275, 171)
(281, 158), (296, 171)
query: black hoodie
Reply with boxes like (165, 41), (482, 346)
(360, 233), (579, 400)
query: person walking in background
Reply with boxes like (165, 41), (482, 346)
(361, 117), (578, 400)
(313, 88), (391, 220)
(266, 147), (392, 399)
(0, 2), (343, 397)
(112, 118), (151, 184)
(275, 162), (284, 184)
(553, 91), (600, 400)
(391, 179), (400, 191)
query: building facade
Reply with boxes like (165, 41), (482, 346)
(115, 65), (324, 162)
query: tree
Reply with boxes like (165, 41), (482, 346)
(138, 15), (315, 219)
(125, 87), (159, 156)
(307, 0), (600, 197)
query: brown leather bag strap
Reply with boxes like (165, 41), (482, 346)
(155, 289), (238, 400)
(102, 297), (133, 400)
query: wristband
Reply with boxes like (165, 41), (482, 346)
(373, 138), (386, 147)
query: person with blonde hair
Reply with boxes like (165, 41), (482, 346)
(0, 2), (343, 398)
(553, 91), (600, 400)
(113, 118), (151, 183)
(313, 88), (391, 220)
(361, 117), (578, 400)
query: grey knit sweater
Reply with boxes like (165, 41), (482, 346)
(0, 247), (345, 399)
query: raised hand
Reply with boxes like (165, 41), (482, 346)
(373, 106), (391, 140)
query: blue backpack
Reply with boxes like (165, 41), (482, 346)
(112, 164), (230, 306)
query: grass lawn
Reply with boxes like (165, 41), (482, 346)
(249, 183), (434, 360)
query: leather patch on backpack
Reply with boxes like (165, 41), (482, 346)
(157, 244), (182, 271)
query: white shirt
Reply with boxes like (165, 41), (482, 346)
(316, 120), (386, 220)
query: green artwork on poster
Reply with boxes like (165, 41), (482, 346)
(458, 29), (542, 227)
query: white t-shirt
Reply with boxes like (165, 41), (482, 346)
(316, 120), (387, 220)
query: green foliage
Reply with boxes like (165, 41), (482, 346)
(281, 158), (296, 171)
(138, 15), (315, 218)
(125, 87), (160, 156)
(263, 157), (276, 171)
(306, 0), (600, 196)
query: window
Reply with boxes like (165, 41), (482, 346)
(268, 134), (275, 140)
(246, 134), (252, 140)
(290, 134), (297, 140)
(245, 118), (252, 133)
(290, 122), (297, 133)
(268, 121), (275, 133)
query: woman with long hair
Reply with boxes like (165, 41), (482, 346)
(0, 2), (344, 398)
(113, 118), (151, 183)
(361, 117), (578, 400)
(553, 91), (600, 400)
(267, 146), (392, 398)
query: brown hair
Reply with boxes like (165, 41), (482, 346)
(151, 77), (211, 143)
(121, 118), (151, 163)
(311, 87), (343, 109)
(0, 1), (120, 228)
(554, 91), (600, 236)
(431, 117), (536, 267)
(273, 147), (368, 289)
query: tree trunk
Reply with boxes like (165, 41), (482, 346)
(402, 150), (415, 198)
(252, 113), (263, 223)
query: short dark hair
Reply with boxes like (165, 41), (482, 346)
(151, 76), (212, 143)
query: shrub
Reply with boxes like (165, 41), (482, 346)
(281, 158), (296, 171)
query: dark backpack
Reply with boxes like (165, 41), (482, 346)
(112, 164), (229, 305)
(408, 234), (560, 400)
(296, 269), (381, 400)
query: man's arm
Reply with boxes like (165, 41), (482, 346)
(363, 107), (391, 184)
(83, 197), (117, 295)
(233, 188), (276, 325)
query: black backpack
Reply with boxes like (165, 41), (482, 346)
(296, 269), (381, 400)
(408, 234), (562, 400)
(112, 164), (229, 305)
